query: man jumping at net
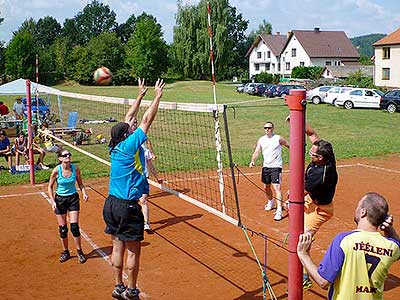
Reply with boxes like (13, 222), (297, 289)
(103, 78), (165, 300)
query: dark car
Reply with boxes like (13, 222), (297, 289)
(263, 84), (278, 98)
(380, 89), (400, 113)
(22, 97), (50, 118)
(275, 84), (305, 97)
(252, 83), (268, 96)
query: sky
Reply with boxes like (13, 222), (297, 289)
(0, 0), (399, 45)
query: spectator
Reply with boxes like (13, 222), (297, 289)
(13, 97), (24, 119)
(249, 121), (289, 221)
(0, 101), (9, 116)
(0, 129), (13, 171)
(297, 192), (400, 299)
(13, 133), (29, 166)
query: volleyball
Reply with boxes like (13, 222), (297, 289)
(93, 66), (112, 85)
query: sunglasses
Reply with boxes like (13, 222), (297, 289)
(309, 149), (321, 157)
(264, 126), (273, 129)
(60, 153), (72, 158)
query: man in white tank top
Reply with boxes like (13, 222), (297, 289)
(249, 122), (289, 221)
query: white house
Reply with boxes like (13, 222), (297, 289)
(279, 28), (360, 77)
(245, 33), (287, 78)
(373, 27), (400, 88)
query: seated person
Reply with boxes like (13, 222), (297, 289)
(40, 122), (61, 153)
(0, 101), (9, 116)
(13, 133), (29, 166)
(13, 97), (24, 120)
(29, 135), (49, 170)
(0, 130), (13, 171)
(73, 128), (93, 145)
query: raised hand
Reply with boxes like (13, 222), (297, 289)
(138, 78), (148, 98)
(154, 79), (166, 99)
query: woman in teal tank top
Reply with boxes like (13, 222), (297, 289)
(48, 150), (89, 264)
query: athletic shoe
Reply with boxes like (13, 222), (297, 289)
(303, 274), (313, 290)
(112, 283), (126, 300)
(274, 208), (283, 221)
(77, 250), (87, 264)
(144, 222), (152, 233)
(122, 288), (140, 300)
(59, 250), (70, 263)
(264, 200), (275, 211)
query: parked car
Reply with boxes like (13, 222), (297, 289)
(306, 86), (333, 104)
(380, 89), (400, 113)
(275, 84), (305, 97)
(236, 83), (249, 93)
(22, 97), (50, 118)
(245, 83), (261, 95)
(335, 88), (384, 109)
(324, 87), (354, 105)
(263, 84), (278, 98)
(251, 83), (268, 96)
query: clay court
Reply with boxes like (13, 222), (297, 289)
(1, 155), (400, 300)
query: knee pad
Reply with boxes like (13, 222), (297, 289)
(59, 225), (68, 239)
(70, 223), (81, 237)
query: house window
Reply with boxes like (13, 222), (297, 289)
(325, 61), (332, 66)
(286, 62), (290, 70)
(291, 48), (296, 57)
(255, 64), (260, 71)
(326, 70), (330, 76)
(383, 47), (390, 59)
(300, 62), (305, 67)
(267, 51), (271, 58)
(278, 63), (281, 72)
(257, 52), (262, 59)
(334, 61), (341, 66)
(382, 68), (390, 80)
(266, 63), (270, 71)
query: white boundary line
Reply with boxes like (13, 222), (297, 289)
(0, 191), (42, 198)
(357, 163), (400, 174)
(39, 192), (148, 298)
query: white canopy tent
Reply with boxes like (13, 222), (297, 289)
(0, 78), (64, 126)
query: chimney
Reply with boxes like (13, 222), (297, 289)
(314, 27), (320, 32)
(276, 31), (280, 35)
(287, 31), (291, 38)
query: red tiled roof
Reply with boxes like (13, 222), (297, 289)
(245, 34), (287, 57)
(286, 30), (360, 58)
(373, 27), (400, 46)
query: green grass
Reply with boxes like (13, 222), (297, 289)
(1, 80), (399, 185)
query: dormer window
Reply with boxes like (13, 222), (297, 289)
(291, 48), (297, 57)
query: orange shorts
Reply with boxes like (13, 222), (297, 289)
(304, 194), (334, 233)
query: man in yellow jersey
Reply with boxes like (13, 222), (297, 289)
(297, 192), (400, 300)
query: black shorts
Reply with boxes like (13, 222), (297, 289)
(103, 195), (144, 241)
(261, 167), (282, 184)
(54, 193), (80, 215)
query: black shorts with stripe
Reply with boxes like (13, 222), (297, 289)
(261, 167), (282, 184)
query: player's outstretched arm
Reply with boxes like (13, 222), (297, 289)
(139, 79), (165, 134)
(125, 78), (148, 127)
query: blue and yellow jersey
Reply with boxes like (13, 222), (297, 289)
(318, 230), (400, 300)
(108, 128), (147, 200)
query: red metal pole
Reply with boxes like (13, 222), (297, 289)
(286, 89), (306, 300)
(26, 80), (35, 185)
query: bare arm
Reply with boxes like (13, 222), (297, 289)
(249, 142), (261, 167)
(124, 78), (148, 127)
(47, 168), (58, 210)
(306, 123), (320, 144)
(146, 139), (156, 159)
(280, 136), (290, 148)
(147, 159), (162, 183)
(75, 166), (88, 202)
(297, 233), (330, 289)
(139, 79), (165, 134)
(381, 215), (400, 242)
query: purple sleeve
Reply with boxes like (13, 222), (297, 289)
(317, 232), (353, 283)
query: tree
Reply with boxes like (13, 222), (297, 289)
(36, 16), (62, 49)
(116, 14), (136, 43)
(62, 18), (80, 48)
(125, 14), (168, 83)
(74, 0), (117, 45)
(173, 0), (248, 80)
(4, 31), (36, 79)
(0, 13), (5, 76)
(14, 18), (37, 36)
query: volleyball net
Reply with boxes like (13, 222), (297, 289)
(41, 90), (241, 225)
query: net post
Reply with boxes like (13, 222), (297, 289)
(285, 89), (306, 300)
(222, 105), (242, 225)
(26, 80), (35, 185)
